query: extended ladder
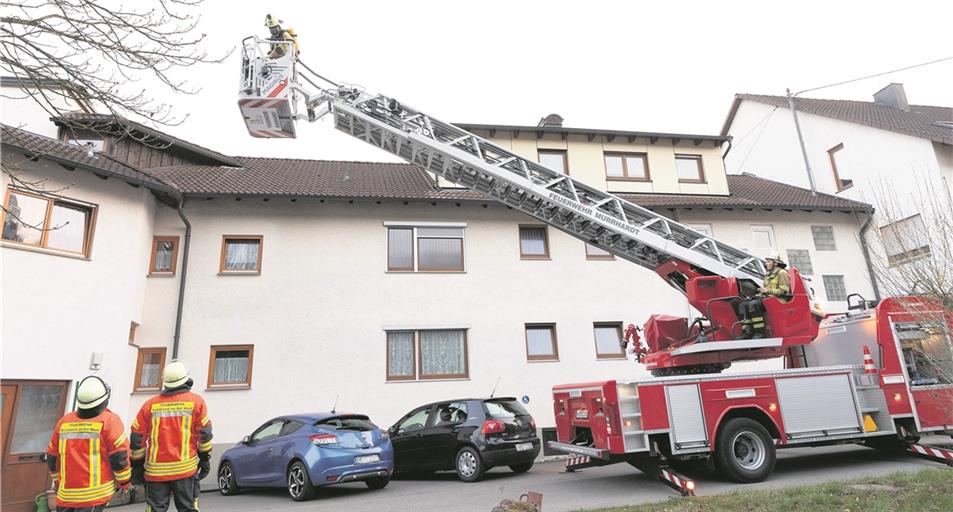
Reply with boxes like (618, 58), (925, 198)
(238, 37), (766, 287)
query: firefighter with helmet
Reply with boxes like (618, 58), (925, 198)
(265, 14), (299, 59)
(131, 361), (213, 512)
(735, 252), (792, 338)
(46, 375), (132, 512)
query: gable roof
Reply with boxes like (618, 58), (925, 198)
(457, 122), (729, 145)
(722, 93), (953, 145)
(52, 113), (242, 167)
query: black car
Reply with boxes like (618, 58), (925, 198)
(389, 397), (541, 482)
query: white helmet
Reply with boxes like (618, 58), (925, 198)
(264, 14), (282, 28)
(162, 360), (191, 389)
(76, 376), (110, 410)
(766, 251), (787, 268)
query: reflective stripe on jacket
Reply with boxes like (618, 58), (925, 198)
(131, 390), (212, 482)
(46, 410), (130, 508)
(765, 268), (792, 300)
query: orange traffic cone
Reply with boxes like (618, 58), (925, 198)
(863, 345), (877, 374)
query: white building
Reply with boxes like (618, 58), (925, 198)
(2, 112), (875, 504)
(721, 83), (953, 294)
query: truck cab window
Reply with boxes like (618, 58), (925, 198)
(897, 323), (953, 386)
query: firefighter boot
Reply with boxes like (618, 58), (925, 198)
(739, 319), (754, 339)
(750, 316), (766, 339)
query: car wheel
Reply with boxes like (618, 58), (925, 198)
(218, 461), (240, 496)
(287, 461), (316, 501)
(714, 418), (776, 483)
(509, 462), (533, 473)
(455, 446), (485, 483)
(364, 475), (390, 490)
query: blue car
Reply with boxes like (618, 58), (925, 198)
(217, 412), (394, 501)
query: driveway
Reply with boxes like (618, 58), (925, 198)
(111, 442), (943, 512)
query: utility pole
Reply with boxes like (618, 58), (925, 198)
(786, 88), (818, 196)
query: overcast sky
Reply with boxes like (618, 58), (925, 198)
(160, 0), (953, 163)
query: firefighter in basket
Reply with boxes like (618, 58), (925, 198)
(735, 252), (791, 339)
(265, 14), (299, 59)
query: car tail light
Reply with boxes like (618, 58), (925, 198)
(310, 433), (339, 446)
(481, 419), (506, 434)
(530, 417), (537, 431)
(380, 429), (389, 440)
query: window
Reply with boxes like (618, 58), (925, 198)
(675, 154), (705, 183)
(519, 226), (549, 259)
(386, 225), (465, 272)
(128, 321), (139, 345)
(594, 323), (625, 359)
(219, 236), (262, 274)
(434, 402), (469, 425)
(811, 225), (836, 251)
(396, 407), (432, 433)
(687, 224), (713, 237)
(786, 249), (814, 276)
(822, 275), (847, 302)
(751, 225), (776, 251)
(251, 420), (285, 442)
(1, 188), (96, 257)
(880, 214), (931, 266)
(525, 324), (558, 361)
(604, 153), (649, 181)
(538, 150), (568, 174)
(208, 345), (254, 388)
(585, 243), (614, 260)
(61, 129), (105, 152)
(897, 322), (953, 386)
(386, 329), (468, 381)
(281, 420), (305, 436)
(133, 348), (167, 392)
(827, 143), (853, 191)
(149, 236), (179, 275)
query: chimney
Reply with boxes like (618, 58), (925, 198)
(873, 83), (909, 111)
(537, 113), (564, 128)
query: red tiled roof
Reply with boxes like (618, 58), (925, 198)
(723, 94), (953, 145)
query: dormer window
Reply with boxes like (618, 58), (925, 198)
(60, 128), (105, 152)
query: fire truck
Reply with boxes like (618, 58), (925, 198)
(237, 36), (953, 495)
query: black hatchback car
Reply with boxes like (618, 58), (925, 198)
(389, 397), (541, 482)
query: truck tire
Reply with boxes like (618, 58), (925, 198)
(714, 418), (775, 483)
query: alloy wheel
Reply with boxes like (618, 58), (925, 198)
(289, 465), (306, 498)
(219, 465), (232, 492)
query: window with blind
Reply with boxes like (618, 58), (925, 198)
(786, 249), (813, 276)
(386, 225), (465, 272)
(386, 330), (468, 381)
(149, 236), (179, 275)
(880, 214), (931, 266)
(604, 153), (649, 181)
(519, 226), (549, 259)
(1, 187), (96, 257)
(134, 348), (167, 391)
(208, 345), (254, 388)
(822, 275), (847, 302)
(220, 236), (262, 274)
(594, 323), (625, 359)
(525, 324), (558, 361)
(811, 225), (836, 251)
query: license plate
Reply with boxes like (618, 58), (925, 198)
(515, 442), (533, 452)
(354, 454), (380, 464)
(575, 409), (589, 419)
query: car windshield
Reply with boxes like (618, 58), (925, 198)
(315, 415), (376, 431)
(483, 399), (529, 418)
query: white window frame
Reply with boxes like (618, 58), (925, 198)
(686, 223), (714, 238)
(384, 222), (467, 272)
(750, 225), (776, 252)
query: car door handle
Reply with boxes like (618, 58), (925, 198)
(265, 447), (273, 452)
(415, 433), (423, 438)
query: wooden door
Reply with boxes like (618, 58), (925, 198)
(1, 380), (70, 512)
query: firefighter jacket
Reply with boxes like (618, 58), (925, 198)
(764, 267), (792, 301)
(46, 410), (131, 508)
(131, 389), (212, 482)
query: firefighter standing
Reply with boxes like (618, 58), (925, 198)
(265, 14), (299, 59)
(46, 376), (131, 512)
(736, 252), (792, 338)
(131, 361), (213, 512)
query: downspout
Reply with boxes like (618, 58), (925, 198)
(172, 198), (191, 359)
(858, 207), (882, 301)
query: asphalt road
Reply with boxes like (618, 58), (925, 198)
(112, 442), (944, 512)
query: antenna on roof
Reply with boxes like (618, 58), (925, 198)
(489, 377), (501, 398)
(331, 394), (339, 414)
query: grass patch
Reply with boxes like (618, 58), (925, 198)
(577, 468), (953, 512)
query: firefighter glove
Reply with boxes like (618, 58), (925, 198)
(131, 462), (145, 485)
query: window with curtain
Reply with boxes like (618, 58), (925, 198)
(585, 243), (614, 260)
(2, 187), (95, 256)
(525, 324), (558, 361)
(150, 236), (179, 275)
(538, 150), (568, 174)
(386, 225), (465, 272)
(675, 154), (704, 183)
(134, 348), (167, 391)
(386, 329), (468, 381)
(594, 323), (625, 359)
(209, 345), (254, 387)
(519, 226), (549, 259)
(221, 236), (262, 273)
(604, 153), (649, 180)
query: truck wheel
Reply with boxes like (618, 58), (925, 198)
(715, 418), (775, 483)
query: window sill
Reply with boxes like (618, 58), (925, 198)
(596, 355), (627, 360)
(130, 389), (162, 395)
(835, 184), (854, 193)
(386, 377), (470, 383)
(606, 177), (651, 182)
(678, 180), (707, 184)
(206, 385), (252, 391)
(520, 256), (551, 260)
(0, 241), (90, 260)
(526, 358), (559, 363)
(148, 273), (176, 278)
(217, 271), (261, 276)
(385, 271), (467, 274)
(586, 256), (615, 261)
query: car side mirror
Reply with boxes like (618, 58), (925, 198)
(242, 435), (251, 444)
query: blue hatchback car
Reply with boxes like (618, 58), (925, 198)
(217, 412), (394, 501)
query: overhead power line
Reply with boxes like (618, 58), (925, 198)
(795, 55), (953, 96)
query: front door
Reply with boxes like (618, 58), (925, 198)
(390, 406), (434, 471)
(1, 380), (70, 512)
(420, 402), (469, 469)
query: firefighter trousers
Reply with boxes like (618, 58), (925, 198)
(58, 506), (107, 512)
(145, 476), (200, 512)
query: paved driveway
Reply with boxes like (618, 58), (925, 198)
(112, 442), (942, 512)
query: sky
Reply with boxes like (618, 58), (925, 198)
(91, 0), (953, 162)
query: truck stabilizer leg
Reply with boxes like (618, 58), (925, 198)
(907, 442), (953, 466)
(564, 456), (606, 472)
(658, 465), (696, 497)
